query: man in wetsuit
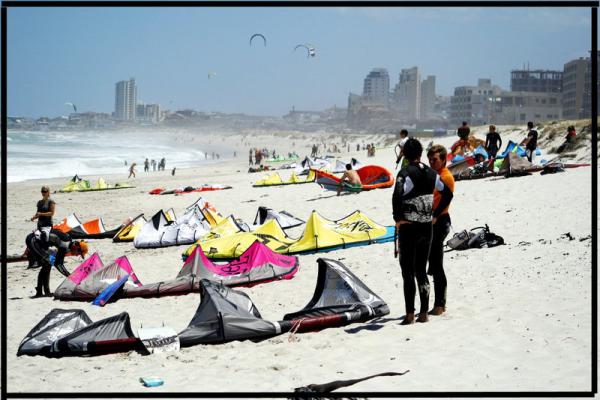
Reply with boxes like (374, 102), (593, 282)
(520, 121), (538, 163)
(485, 125), (502, 158)
(426, 144), (455, 316)
(25, 229), (88, 297)
(392, 138), (453, 324)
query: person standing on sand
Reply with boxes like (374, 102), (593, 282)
(392, 138), (453, 325)
(128, 163), (137, 178)
(485, 125), (502, 159)
(144, 158), (149, 172)
(520, 121), (538, 163)
(426, 144), (455, 316)
(249, 149), (253, 165)
(337, 164), (362, 196)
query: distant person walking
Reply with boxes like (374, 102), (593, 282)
(396, 129), (410, 169)
(520, 121), (538, 163)
(392, 138), (453, 325)
(172, 167), (176, 176)
(485, 125), (502, 158)
(427, 144), (455, 316)
(144, 158), (149, 172)
(249, 149), (254, 165)
(151, 159), (157, 171)
(128, 163), (137, 178)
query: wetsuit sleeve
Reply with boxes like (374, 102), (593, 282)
(485, 135), (490, 149)
(433, 175), (453, 219)
(393, 173), (412, 222)
(498, 135), (502, 151)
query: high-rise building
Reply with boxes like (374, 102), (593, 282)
(510, 69), (563, 93)
(420, 75), (436, 119)
(115, 78), (137, 121)
(362, 68), (390, 105)
(582, 52), (600, 117)
(393, 67), (421, 120)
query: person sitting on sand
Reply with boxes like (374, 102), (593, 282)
(557, 125), (577, 154)
(338, 164), (362, 196)
(128, 163), (137, 178)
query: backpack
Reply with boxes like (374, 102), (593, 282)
(446, 224), (504, 251)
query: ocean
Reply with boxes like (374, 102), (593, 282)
(6, 130), (228, 183)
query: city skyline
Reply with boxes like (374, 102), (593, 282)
(8, 6), (591, 118)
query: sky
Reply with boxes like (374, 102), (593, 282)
(7, 5), (593, 118)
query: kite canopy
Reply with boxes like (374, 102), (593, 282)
(60, 177), (133, 193)
(294, 156), (331, 175)
(179, 279), (283, 346)
(249, 33), (267, 46)
(53, 213), (126, 240)
(54, 253), (142, 301)
(178, 258), (388, 347)
(498, 151), (534, 176)
(18, 309), (138, 357)
(252, 206), (304, 229)
(331, 158), (364, 173)
(315, 165), (394, 192)
(112, 214), (147, 242)
(282, 258), (389, 331)
(183, 210), (394, 260)
(252, 170), (316, 187)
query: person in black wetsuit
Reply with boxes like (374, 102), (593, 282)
(520, 121), (538, 163)
(25, 230), (88, 297)
(485, 125), (502, 158)
(392, 138), (453, 324)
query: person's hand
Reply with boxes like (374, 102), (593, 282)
(432, 216), (438, 225)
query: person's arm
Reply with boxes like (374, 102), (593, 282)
(485, 134), (490, 149)
(31, 202), (55, 220)
(432, 176), (453, 220)
(393, 173), (414, 224)
(498, 135), (502, 150)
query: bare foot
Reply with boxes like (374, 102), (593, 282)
(401, 313), (415, 325)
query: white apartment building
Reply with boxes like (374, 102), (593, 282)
(393, 67), (421, 120)
(362, 68), (390, 105)
(115, 78), (137, 121)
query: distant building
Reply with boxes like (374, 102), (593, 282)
(362, 68), (390, 105)
(496, 91), (562, 124)
(392, 67), (421, 120)
(420, 75), (436, 120)
(510, 69), (563, 93)
(563, 53), (599, 119)
(450, 78), (503, 126)
(115, 78), (137, 121)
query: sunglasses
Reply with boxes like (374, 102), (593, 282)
(41, 190), (49, 193)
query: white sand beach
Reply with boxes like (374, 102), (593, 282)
(5, 120), (594, 394)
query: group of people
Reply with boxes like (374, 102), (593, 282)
(249, 148), (273, 166)
(129, 158), (167, 178)
(25, 186), (88, 297)
(392, 138), (454, 323)
(366, 143), (376, 157)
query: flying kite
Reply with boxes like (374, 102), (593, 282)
(208, 71), (217, 79)
(65, 102), (77, 112)
(249, 33), (267, 47)
(294, 44), (316, 58)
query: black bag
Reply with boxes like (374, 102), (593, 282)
(446, 230), (471, 250)
(446, 225), (504, 250)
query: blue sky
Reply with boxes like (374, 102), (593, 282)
(7, 6), (592, 118)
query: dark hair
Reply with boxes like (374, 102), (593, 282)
(400, 129), (408, 136)
(462, 121), (468, 126)
(345, 164), (352, 170)
(403, 138), (423, 161)
(527, 121), (534, 128)
(427, 144), (448, 161)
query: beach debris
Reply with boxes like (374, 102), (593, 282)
(559, 232), (575, 241)
(140, 377), (164, 387)
(291, 371), (409, 396)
